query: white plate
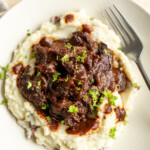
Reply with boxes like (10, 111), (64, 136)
(0, 0), (150, 150)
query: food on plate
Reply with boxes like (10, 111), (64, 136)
(5, 10), (137, 150)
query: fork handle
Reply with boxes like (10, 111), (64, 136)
(136, 58), (150, 90)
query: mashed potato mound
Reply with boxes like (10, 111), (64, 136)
(5, 10), (137, 150)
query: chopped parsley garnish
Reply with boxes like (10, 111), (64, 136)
(0, 100), (7, 105)
(101, 89), (117, 106)
(90, 18), (94, 21)
(46, 116), (51, 121)
(27, 81), (32, 89)
(88, 89), (100, 109)
(117, 47), (122, 50)
(100, 97), (105, 104)
(36, 72), (41, 77)
(36, 80), (41, 89)
(18, 54), (23, 58)
(123, 114), (129, 125)
(68, 105), (78, 114)
(65, 43), (72, 49)
(61, 54), (69, 62)
(25, 114), (28, 120)
(82, 50), (87, 56)
(109, 126), (117, 139)
(76, 87), (81, 91)
(104, 50), (109, 54)
(61, 120), (65, 124)
(0, 64), (10, 79)
(24, 55), (27, 59)
(52, 72), (61, 82)
(32, 52), (35, 58)
(90, 105), (94, 110)
(56, 55), (59, 60)
(76, 66), (80, 70)
(101, 80), (104, 82)
(78, 81), (83, 86)
(73, 46), (76, 55)
(73, 76), (76, 80)
(41, 104), (49, 110)
(77, 56), (85, 62)
(83, 95), (88, 99)
(91, 79), (94, 83)
(19, 61), (23, 64)
(27, 29), (31, 36)
(70, 61), (73, 64)
(0, 71), (6, 79)
(1, 64), (10, 71)
(133, 83), (137, 87)
(116, 84), (120, 89)
(65, 76), (69, 82)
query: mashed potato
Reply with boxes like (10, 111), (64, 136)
(5, 10), (137, 150)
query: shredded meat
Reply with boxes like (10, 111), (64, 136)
(16, 29), (127, 129)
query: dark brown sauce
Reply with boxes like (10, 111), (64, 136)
(65, 14), (74, 23)
(66, 118), (99, 136)
(103, 103), (112, 114)
(13, 63), (24, 74)
(36, 110), (59, 132)
(114, 107), (126, 121)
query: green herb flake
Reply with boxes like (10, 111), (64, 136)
(65, 76), (69, 82)
(123, 114), (129, 125)
(76, 87), (81, 91)
(41, 104), (49, 110)
(116, 84), (120, 89)
(133, 83), (137, 87)
(90, 18), (94, 21)
(65, 43), (72, 49)
(101, 89), (117, 106)
(78, 81), (83, 86)
(82, 50), (87, 56)
(25, 114), (28, 120)
(91, 79), (94, 83)
(117, 47), (122, 50)
(61, 54), (69, 62)
(46, 116), (51, 121)
(19, 61), (23, 64)
(36, 80), (41, 89)
(101, 80), (104, 82)
(32, 52), (35, 58)
(76, 66), (80, 70)
(36, 72), (41, 77)
(84, 95), (88, 99)
(90, 105), (94, 110)
(88, 89), (100, 109)
(77, 56), (85, 62)
(56, 55), (59, 60)
(70, 61), (73, 64)
(0, 71), (6, 79)
(52, 72), (61, 82)
(68, 105), (78, 114)
(73, 76), (76, 80)
(27, 29), (31, 36)
(27, 81), (32, 89)
(24, 55), (28, 59)
(100, 97), (105, 104)
(2, 64), (10, 71)
(19, 54), (23, 58)
(61, 120), (65, 124)
(109, 126), (117, 139)
(73, 46), (76, 55)
(104, 50), (109, 55)
(0, 100), (7, 105)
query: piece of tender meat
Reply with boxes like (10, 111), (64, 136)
(39, 37), (53, 47)
(49, 99), (87, 127)
(17, 66), (47, 108)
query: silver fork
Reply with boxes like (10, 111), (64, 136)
(101, 5), (150, 90)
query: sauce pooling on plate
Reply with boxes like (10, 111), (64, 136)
(15, 24), (128, 135)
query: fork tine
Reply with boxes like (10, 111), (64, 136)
(113, 5), (141, 43)
(109, 6), (132, 42)
(104, 9), (128, 46)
